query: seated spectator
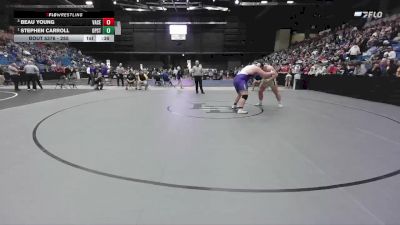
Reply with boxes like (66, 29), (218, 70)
(161, 69), (174, 86)
(219, 70), (224, 79)
(136, 71), (149, 90)
(396, 62), (400, 78)
(0, 67), (4, 85)
(327, 63), (338, 75)
(279, 63), (290, 75)
(94, 72), (104, 90)
(302, 65), (310, 75)
(346, 63), (356, 75)
(386, 59), (398, 76)
(369, 63), (382, 77)
(315, 64), (327, 76)
(285, 73), (292, 88)
(308, 64), (317, 76)
(292, 63), (302, 75)
(380, 58), (388, 75)
(384, 46), (397, 59)
(125, 70), (136, 90)
(348, 43), (361, 60)
(354, 62), (367, 76)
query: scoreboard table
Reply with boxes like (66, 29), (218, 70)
(13, 11), (114, 42)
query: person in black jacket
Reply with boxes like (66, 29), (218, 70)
(369, 63), (382, 77)
(176, 66), (184, 89)
(386, 59), (398, 77)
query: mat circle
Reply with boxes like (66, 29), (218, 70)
(32, 97), (400, 193)
(0, 91), (18, 101)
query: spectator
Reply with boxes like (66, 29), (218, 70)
(380, 58), (388, 75)
(292, 63), (302, 76)
(369, 63), (382, 77)
(172, 67), (178, 80)
(8, 63), (20, 91)
(94, 71), (104, 90)
(161, 69), (174, 86)
(385, 46), (397, 60)
(348, 44), (361, 60)
(136, 71), (149, 90)
(316, 64), (327, 76)
(0, 68), (5, 85)
(176, 66), (184, 89)
(285, 73), (292, 88)
(309, 64), (317, 76)
(327, 63), (338, 75)
(354, 62), (367, 76)
(346, 63), (356, 75)
(396, 62), (400, 78)
(125, 69), (136, 90)
(86, 65), (91, 84)
(89, 64), (96, 86)
(386, 59), (398, 76)
(100, 63), (109, 80)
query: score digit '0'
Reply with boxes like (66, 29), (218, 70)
(102, 18), (115, 26)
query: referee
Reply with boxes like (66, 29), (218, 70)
(23, 61), (40, 91)
(191, 60), (205, 94)
(116, 63), (125, 86)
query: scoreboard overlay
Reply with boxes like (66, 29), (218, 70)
(13, 11), (114, 43)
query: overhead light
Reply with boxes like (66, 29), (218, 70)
(261, 0), (268, 4)
(187, 6), (198, 10)
(182, 54), (185, 56)
(150, 6), (167, 11)
(213, 0), (215, 2)
(204, 6), (229, 11)
(235, 0), (239, 5)
(136, 0), (139, 2)
(113, 0), (117, 5)
(125, 7), (147, 11)
(85, 0), (93, 5)
(287, 0), (294, 4)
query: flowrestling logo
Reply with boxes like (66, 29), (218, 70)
(354, 11), (383, 19)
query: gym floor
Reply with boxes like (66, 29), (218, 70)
(0, 85), (400, 224)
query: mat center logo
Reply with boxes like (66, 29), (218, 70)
(191, 103), (235, 113)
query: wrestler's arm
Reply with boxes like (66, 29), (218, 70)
(257, 66), (278, 79)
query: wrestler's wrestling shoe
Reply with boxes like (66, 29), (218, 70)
(237, 109), (248, 114)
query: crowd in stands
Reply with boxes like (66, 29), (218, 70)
(262, 14), (400, 78)
(0, 28), (96, 74)
(2, 13), (400, 92)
